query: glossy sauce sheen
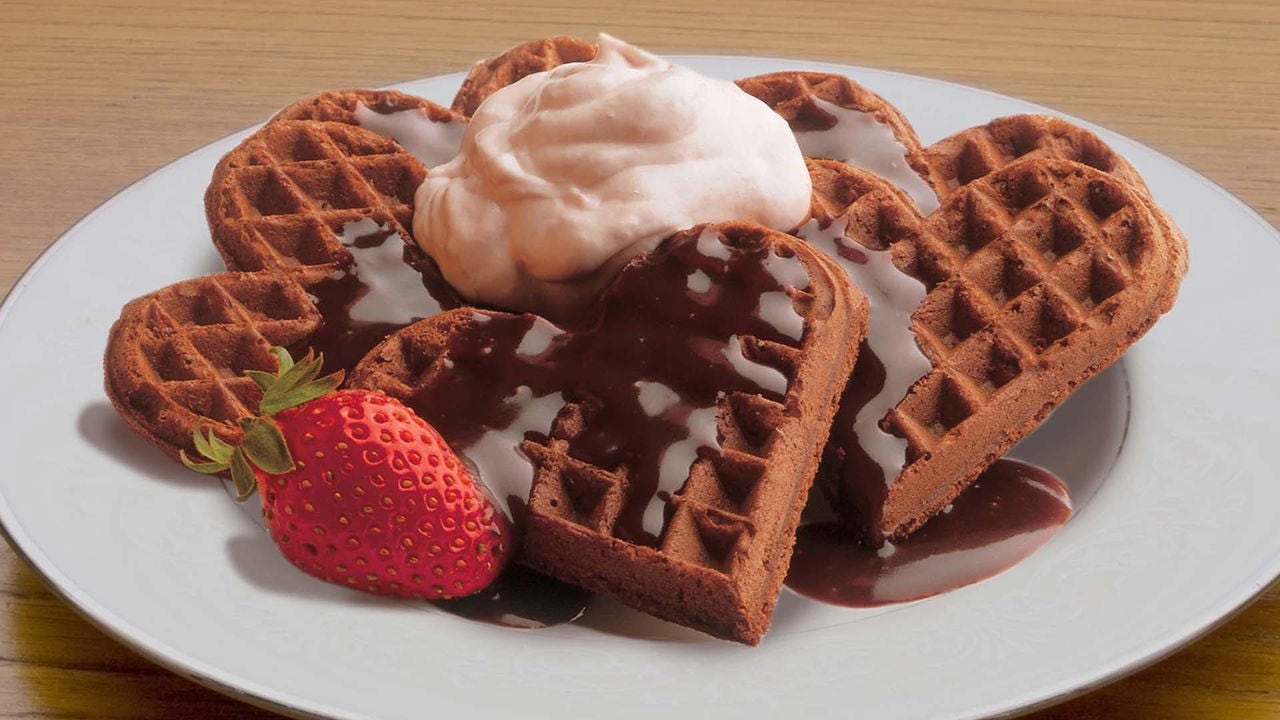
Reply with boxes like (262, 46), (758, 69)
(785, 460), (1072, 607)
(406, 229), (807, 546)
(435, 563), (592, 628)
(303, 221), (456, 374)
(796, 216), (931, 538)
(297, 221), (1066, 625)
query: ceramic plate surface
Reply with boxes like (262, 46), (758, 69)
(1, 55), (1277, 720)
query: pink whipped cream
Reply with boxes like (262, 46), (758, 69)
(413, 33), (812, 320)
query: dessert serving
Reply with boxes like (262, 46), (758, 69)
(103, 33), (1187, 644)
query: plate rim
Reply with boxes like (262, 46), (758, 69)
(1, 54), (1278, 720)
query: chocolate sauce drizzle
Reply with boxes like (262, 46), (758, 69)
(292, 220), (1072, 628)
(785, 459), (1072, 607)
(302, 220), (457, 375)
(403, 228), (809, 546)
(434, 564), (592, 629)
(820, 344), (893, 519)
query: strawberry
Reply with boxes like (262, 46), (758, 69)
(181, 347), (511, 599)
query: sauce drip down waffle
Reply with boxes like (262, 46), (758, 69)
(348, 223), (867, 643)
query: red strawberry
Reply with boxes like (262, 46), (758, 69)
(181, 348), (511, 599)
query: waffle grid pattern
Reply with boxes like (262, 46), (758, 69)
(270, 89), (458, 126)
(349, 224), (864, 642)
(737, 70), (1156, 221)
(105, 273), (321, 458)
(890, 160), (1146, 455)
(518, 225), (855, 644)
(522, 227), (814, 573)
(206, 120), (425, 282)
(812, 155), (1182, 538)
(735, 70), (936, 192)
(924, 114), (1151, 200)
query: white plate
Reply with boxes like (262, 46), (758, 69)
(1, 55), (1277, 720)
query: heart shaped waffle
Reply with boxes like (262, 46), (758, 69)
(736, 69), (1186, 539)
(105, 272), (322, 461)
(106, 116), (462, 461)
(347, 222), (868, 643)
(205, 116), (460, 308)
(204, 119), (426, 282)
(808, 157), (1186, 540)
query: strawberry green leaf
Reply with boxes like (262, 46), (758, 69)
(264, 360), (306, 397)
(245, 370), (276, 392)
(206, 430), (235, 459)
(179, 450), (229, 475)
(191, 432), (214, 462)
(293, 352), (324, 385)
(191, 428), (234, 465)
(229, 447), (257, 502)
(238, 417), (295, 475)
(259, 349), (326, 414)
(259, 351), (343, 416)
(269, 346), (294, 375)
(261, 374), (344, 416)
(294, 375), (344, 397)
(259, 348), (313, 398)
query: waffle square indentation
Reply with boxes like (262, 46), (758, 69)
(252, 217), (345, 268)
(914, 281), (998, 351)
(1003, 286), (1083, 354)
(896, 372), (982, 438)
(960, 244), (1044, 305)
(284, 166), (379, 211)
(350, 156), (424, 207)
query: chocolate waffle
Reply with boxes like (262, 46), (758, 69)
(204, 119), (426, 283)
(924, 114), (1150, 199)
(736, 71), (939, 203)
(807, 157), (1186, 541)
(451, 36), (596, 116)
(270, 90), (468, 170)
(105, 115), (466, 462)
(270, 89), (456, 126)
(348, 222), (868, 644)
(737, 71), (1159, 216)
(105, 273), (321, 461)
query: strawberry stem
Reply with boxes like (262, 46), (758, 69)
(238, 416), (294, 474)
(181, 346), (343, 501)
(259, 350), (344, 416)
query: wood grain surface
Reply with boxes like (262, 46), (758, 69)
(1, 0), (1278, 717)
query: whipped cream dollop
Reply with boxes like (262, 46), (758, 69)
(414, 33), (812, 320)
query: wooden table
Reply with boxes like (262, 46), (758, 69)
(1, 1), (1277, 717)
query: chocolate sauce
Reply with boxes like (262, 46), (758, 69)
(785, 459), (1071, 607)
(820, 343), (892, 520)
(405, 227), (809, 546)
(290, 217), (1071, 627)
(306, 276), (407, 375)
(797, 216), (930, 501)
(302, 218), (457, 375)
(434, 564), (592, 629)
(792, 97), (941, 213)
